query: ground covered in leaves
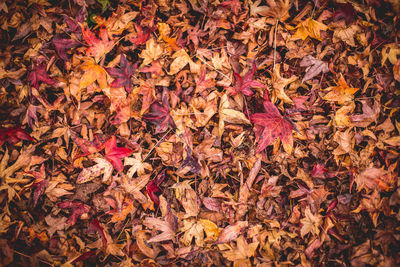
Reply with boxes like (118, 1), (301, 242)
(0, 0), (399, 266)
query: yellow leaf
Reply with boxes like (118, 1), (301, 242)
(199, 219), (221, 240)
(381, 44), (400, 65)
(334, 102), (355, 127)
(79, 59), (108, 90)
(168, 49), (192, 75)
(140, 38), (164, 66)
(323, 74), (358, 105)
(290, 18), (328, 41)
(270, 64), (298, 104)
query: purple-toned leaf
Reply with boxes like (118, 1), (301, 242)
(333, 3), (357, 25)
(143, 91), (176, 134)
(106, 54), (137, 93)
(27, 62), (56, 89)
(52, 35), (80, 61)
(58, 200), (90, 226)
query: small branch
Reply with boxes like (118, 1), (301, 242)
(143, 128), (172, 161)
(273, 20), (279, 70)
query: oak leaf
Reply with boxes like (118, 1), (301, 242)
(250, 101), (294, 154)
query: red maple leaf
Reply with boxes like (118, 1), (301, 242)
(333, 3), (357, 25)
(106, 54), (137, 93)
(143, 91), (176, 134)
(229, 62), (266, 96)
(103, 136), (133, 172)
(129, 24), (154, 45)
(0, 126), (34, 146)
(88, 219), (107, 249)
(146, 169), (167, 206)
(58, 200), (91, 226)
(250, 101), (294, 153)
(27, 62), (56, 89)
(52, 35), (80, 61)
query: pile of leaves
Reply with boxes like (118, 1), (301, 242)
(0, 0), (399, 265)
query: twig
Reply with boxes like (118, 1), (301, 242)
(143, 128), (172, 161)
(273, 20), (279, 70)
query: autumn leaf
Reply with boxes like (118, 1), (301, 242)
(77, 157), (113, 184)
(171, 180), (200, 217)
(81, 26), (114, 63)
(125, 152), (152, 177)
(58, 200), (91, 226)
(103, 136), (133, 172)
(300, 206), (322, 238)
(140, 37), (164, 66)
(300, 55), (329, 82)
(250, 101), (295, 154)
(218, 93), (251, 137)
(52, 35), (80, 61)
(270, 64), (298, 104)
(146, 169), (166, 206)
(0, 126), (34, 146)
(27, 62), (56, 89)
(228, 62), (266, 96)
(217, 221), (248, 243)
(143, 91), (176, 134)
(106, 54), (137, 93)
(79, 58), (109, 90)
(333, 3), (357, 25)
(289, 18), (328, 41)
(323, 74), (359, 105)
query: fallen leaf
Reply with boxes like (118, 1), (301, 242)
(323, 74), (358, 105)
(250, 101), (294, 154)
(300, 55), (329, 82)
(270, 64), (298, 104)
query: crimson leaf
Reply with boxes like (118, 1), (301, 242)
(143, 91), (176, 134)
(229, 62), (266, 96)
(250, 101), (294, 153)
(58, 200), (91, 226)
(27, 62), (56, 89)
(106, 54), (137, 93)
(0, 126), (34, 146)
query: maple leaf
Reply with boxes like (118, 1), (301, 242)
(323, 74), (359, 105)
(187, 23), (207, 49)
(218, 93), (251, 137)
(77, 158), (113, 184)
(27, 62), (56, 89)
(129, 24), (154, 45)
(333, 3), (357, 25)
(125, 153), (152, 178)
(58, 200), (91, 226)
(81, 26), (114, 62)
(270, 64), (298, 104)
(220, 0), (241, 16)
(79, 58), (109, 90)
(0, 126), (34, 146)
(25, 164), (48, 206)
(300, 206), (322, 237)
(143, 91), (176, 134)
(103, 136), (133, 172)
(106, 54), (137, 93)
(300, 55), (329, 82)
(250, 101), (294, 154)
(146, 169), (166, 206)
(289, 18), (328, 41)
(88, 219), (107, 249)
(52, 35), (80, 61)
(229, 62), (266, 96)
